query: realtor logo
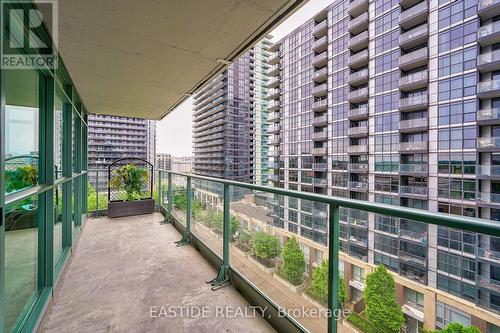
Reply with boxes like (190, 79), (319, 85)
(1, 0), (58, 69)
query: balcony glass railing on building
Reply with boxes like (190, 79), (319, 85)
(312, 83), (328, 97)
(399, 70), (428, 92)
(348, 144), (368, 154)
(478, 165), (500, 177)
(348, 0), (369, 17)
(478, 21), (500, 46)
(312, 114), (328, 127)
(399, 93), (428, 112)
(312, 19), (327, 37)
(268, 111), (280, 122)
(478, 0), (500, 19)
(479, 192), (500, 204)
(478, 79), (500, 99)
(312, 147), (327, 155)
(478, 137), (500, 150)
(399, 47), (428, 71)
(312, 162), (328, 171)
(399, 24), (428, 50)
(399, 118), (428, 132)
(312, 51), (328, 68)
(347, 125), (368, 137)
(348, 163), (368, 172)
(478, 49), (500, 73)
(348, 30), (369, 52)
(312, 131), (328, 141)
(348, 105), (368, 120)
(348, 87), (369, 103)
(348, 68), (369, 86)
(348, 12), (368, 35)
(312, 99), (328, 111)
(348, 49), (369, 69)
(399, 1), (428, 30)
(312, 36), (328, 53)
(313, 67), (328, 82)
(399, 163), (428, 174)
(399, 185), (428, 197)
(399, 141), (428, 152)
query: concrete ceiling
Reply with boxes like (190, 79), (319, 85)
(55, 0), (305, 120)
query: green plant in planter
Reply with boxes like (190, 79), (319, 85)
(211, 212), (238, 237)
(109, 164), (149, 201)
(6, 164), (38, 193)
(307, 260), (346, 306)
(424, 323), (481, 333)
(253, 231), (280, 266)
(281, 236), (305, 285)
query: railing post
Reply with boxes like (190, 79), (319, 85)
(95, 170), (99, 217)
(328, 204), (340, 333)
(166, 172), (173, 223)
(157, 170), (162, 212)
(207, 183), (231, 290)
(176, 175), (191, 246)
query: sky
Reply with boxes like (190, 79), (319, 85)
(156, 0), (332, 156)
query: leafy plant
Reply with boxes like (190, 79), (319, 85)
(110, 164), (149, 201)
(211, 212), (238, 236)
(346, 313), (378, 333)
(364, 265), (404, 333)
(425, 323), (481, 333)
(238, 229), (251, 245)
(6, 165), (38, 193)
(307, 260), (346, 307)
(253, 231), (280, 261)
(281, 236), (305, 285)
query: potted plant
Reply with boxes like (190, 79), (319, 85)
(249, 231), (280, 273)
(108, 163), (154, 217)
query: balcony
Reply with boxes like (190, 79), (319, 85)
(266, 76), (280, 88)
(348, 87), (369, 104)
(399, 93), (428, 112)
(348, 144), (368, 154)
(348, 68), (369, 86)
(312, 36), (328, 53)
(312, 131), (328, 141)
(313, 178), (328, 186)
(478, 50), (500, 73)
(348, 12), (369, 35)
(399, 1), (428, 30)
(348, 163), (368, 173)
(478, 0), (500, 19)
(478, 192), (500, 206)
(312, 99), (328, 112)
(399, 47), (428, 71)
(268, 111), (280, 122)
(348, 0), (369, 17)
(347, 125), (368, 138)
(478, 108), (500, 125)
(266, 88), (280, 100)
(269, 138), (280, 145)
(478, 248), (500, 263)
(267, 64), (279, 76)
(267, 51), (279, 65)
(312, 162), (328, 172)
(312, 114), (328, 127)
(313, 67), (328, 83)
(478, 165), (500, 178)
(399, 118), (428, 133)
(312, 51), (328, 68)
(399, 141), (428, 153)
(399, 70), (428, 92)
(478, 21), (500, 46)
(267, 124), (280, 134)
(268, 162), (280, 169)
(268, 100), (280, 112)
(478, 79), (500, 99)
(349, 181), (368, 192)
(399, 185), (428, 197)
(399, 163), (428, 175)
(312, 83), (328, 97)
(312, 147), (327, 156)
(313, 20), (328, 37)
(348, 49), (369, 69)
(478, 137), (500, 151)
(348, 106), (369, 120)
(399, 24), (428, 50)
(348, 30), (369, 52)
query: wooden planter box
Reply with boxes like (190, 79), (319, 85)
(273, 272), (307, 293)
(108, 198), (154, 218)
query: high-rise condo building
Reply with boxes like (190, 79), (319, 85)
(266, 0), (500, 331)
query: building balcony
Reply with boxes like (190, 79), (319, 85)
(267, 51), (279, 65)
(478, 248), (500, 263)
(478, 108), (500, 125)
(478, 137), (500, 151)
(268, 162), (280, 169)
(399, 70), (428, 92)
(266, 88), (280, 100)
(399, 47), (428, 71)
(399, 141), (428, 153)
(312, 36), (328, 53)
(266, 76), (280, 88)
(267, 124), (280, 134)
(348, 106), (369, 120)
(269, 138), (280, 145)
(268, 111), (280, 123)
(267, 64), (279, 76)
(478, 79), (500, 99)
(399, 118), (428, 133)
(348, 30), (369, 52)
(312, 83), (328, 97)
(312, 162), (328, 172)
(348, 125), (368, 138)
(348, 163), (368, 173)
(348, 0), (369, 17)
(348, 68), (369, 86)
(399, 93), (428, 112)
(478, 0), (500, 19)
(312, 131), (328, 141)
(478, 21), (500, 46)
(312, 114), (328, 127)
(313, 178), (328, 186)
(348, 49), (369, 69)
(313, 20), (328, 38)
(312, 147), (327, 156)
(399, 24), (428, 50)
(348, 87), (369, 104)
(478, 192), (500, 206)
(313, 67), (328, 83)
(349, 181), (368, 192)
(399, 251), (427, 268)
(348, 144), (368, 154)
(478, 165), (500, 178)
(399, 1), (428, 30)
(399, 185), (428, 197)
(399, 228), (428, 245)
(478, 49), (500, 73)
(348, 12), (369, 35)
(267, 100), (280, 112)
(399, 163), (428, 175)
(312, 99), (328, 112)
(312, 51), (328, 68)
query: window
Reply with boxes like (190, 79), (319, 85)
(438, 126), (476, 150)
(438, 74), (477, 101)
(436, 301), (471, 329)
(438, 20), (477, 53)
(352, 265), (364, 283)
(405, 288), (424, 311)
(438, 100), (476, 125)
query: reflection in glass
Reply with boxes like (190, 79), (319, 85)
(55, 95), (63, 179)
(54, 185), (64, 265)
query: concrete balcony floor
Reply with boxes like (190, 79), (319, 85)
(41, 213), (274, 333)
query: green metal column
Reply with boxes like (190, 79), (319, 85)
(157, 171), (162, 211)
(0, 41), (6, 331)
(207, 183), (230, 290)
(175, 176), (191, 246)
(62, 88), (73, 249)
(327, 204), (340, 333)
(166, 172), (173, 223)
(95, 170), (99, 217)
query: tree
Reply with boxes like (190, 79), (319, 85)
(211, 212), (238, 236)
(364, 265), (404, 333)
(281, 237), (305, 285)
(6, 165), (38, 193)
(253, 231), (280, 262)
(307, 260), (346, 307)
(425, 323), (482, 333)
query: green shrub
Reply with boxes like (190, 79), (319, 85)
(307, 260), (346, 307)
(211, 212), (239, 236)
(253, 231), (280, 260)
(346, 313), (378, 333)
(6, 165), (38, 193)
(281, 236), (305, 285)
(109, 164), (149, 201)
(425, 323), (482, 333)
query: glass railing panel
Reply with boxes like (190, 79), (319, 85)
(87, 170), (109, 217)
(171, 174), (188, 226)
(54, 184), (64, 266)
